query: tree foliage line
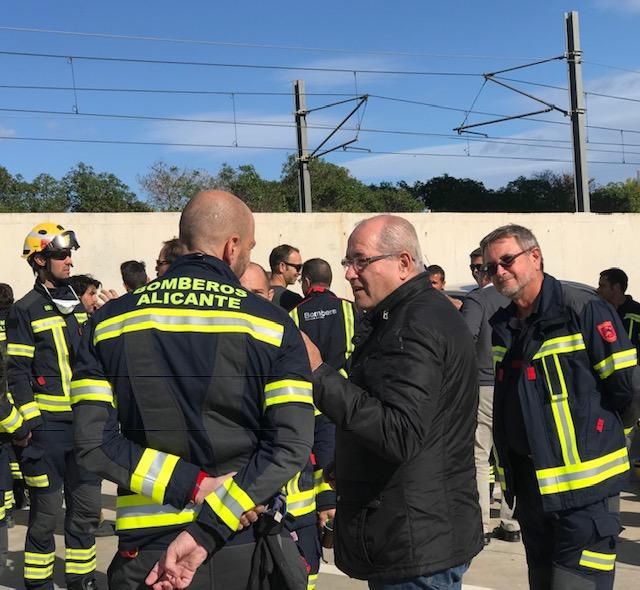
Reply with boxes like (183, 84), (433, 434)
(1, 157), (639, 213)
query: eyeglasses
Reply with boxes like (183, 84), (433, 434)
(484, 250), (530, 277)
(282, 261), (303, 272)
(155, 259), (170, 268)
(48, 249), (72, 261)
(341, 253), (396, 272)
(469, 263), (484, 273)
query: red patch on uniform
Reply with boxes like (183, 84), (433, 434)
(596, 418), (605, 432)
(527, 366), (537, 381)
(36, 375), (46, 386)
(597, 321), (617, 343)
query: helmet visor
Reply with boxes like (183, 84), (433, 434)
(46, 231), (80, 252)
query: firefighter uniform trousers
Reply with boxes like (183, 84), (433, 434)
(0, 442), (12, 568)
(512, 455), (620, 590)
(20, 421), (101, 590)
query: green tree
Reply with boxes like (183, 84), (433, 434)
(138, 161), (218, 211)
(215, 164), (287, 212)
(403, 174), (490, 212)
(498, 171), (574, 212)
(591, 178), (640, 213)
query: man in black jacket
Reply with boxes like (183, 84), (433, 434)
(303, 215), (483, 589)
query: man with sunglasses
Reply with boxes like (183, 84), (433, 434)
(461, 248), (520, 546)
(5, 223), (101, 590)
(302, 215), (482, 590)
(269, 244), (303, 311)
(481, 224), (636, 590)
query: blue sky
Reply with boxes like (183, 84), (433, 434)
(1, 0), (640, 200)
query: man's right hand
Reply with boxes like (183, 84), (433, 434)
(145, 530), (207, 590)
(13, 431), (32, 447)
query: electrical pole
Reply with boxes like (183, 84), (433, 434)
(566, 11), (590, 212)
(294, 80), (312, 213)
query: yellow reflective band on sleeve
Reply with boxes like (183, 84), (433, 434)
(10, 462), (23, 479)
(6, 343), (35, 358)
(0, 505), (4, 521)
(264, 379), (313, 409)
(593, 348), (638, 380)
(492, 345), (507, 367)
(0, 332), (5, 342)
(0, 405), (24, 434)
(313, 468), (333, 496)
(70, 379), (115, 407)
(541, 355), (581, 466)
(204, 477), (255, 533)
(290, 308), (300, 328)
(4, 490), (14, 510)
(115, 494), (200, 531)
(536, 447), (629, 495)
(308, 573), (318, 590)
(532, 333), (586, 359)
(342, 300), (355, 360)
(94, 308), (284, 348)
(34, 393), (72, 413)
(624, 426), (634, 436)
(25, 474), (49, 488)
(18, 401), (42, 421)
(130, 448), (180, 504)
(579, 549), (616, 571)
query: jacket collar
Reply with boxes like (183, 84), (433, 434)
(168, 253), (240, 284)
(368, 272), (431, 324)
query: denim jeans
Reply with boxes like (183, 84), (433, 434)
(367, 562), (470, 590)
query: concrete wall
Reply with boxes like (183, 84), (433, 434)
(1, 212), (635, 301)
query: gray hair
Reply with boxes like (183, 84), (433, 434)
(480, 224), (540, 257)
(356, 215), (423, 270)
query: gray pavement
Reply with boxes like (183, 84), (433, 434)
(1, 478), (639, 589)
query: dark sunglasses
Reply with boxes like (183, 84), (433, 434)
(48, 249), (72, 260)
(469, 263), (484, 273)
(484, 249), (530, 277)
(283, 261), (303, 272)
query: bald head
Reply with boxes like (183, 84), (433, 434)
(240, 262), (273, 301)
(179, 190), (255, 277)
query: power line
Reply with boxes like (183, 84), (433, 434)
(0, 49), (481, 77)
(2, 134), (639, 166)
(0, 83), (355, 97)
(0, 26), (550, 62)
(495, 76), (640, 105)
(583, 61), (640, 76)
(4, 105), (640, 156)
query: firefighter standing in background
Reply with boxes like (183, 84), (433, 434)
(289, 258), (356, 590)
(6, 223), (101, 590)
(482, 224), (637, 590)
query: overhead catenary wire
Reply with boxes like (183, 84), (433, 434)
(0, 49), (481, 77)
(0, 26), (550, 62)
(2, 134), (640, 165)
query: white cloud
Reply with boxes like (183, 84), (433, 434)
(0, 125), (16, 139)
(595, 0), (640, 13)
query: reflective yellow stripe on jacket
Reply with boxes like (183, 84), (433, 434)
(0, 405), (24, 434)
(492, 345), (507, 369)
(31, 316), (73, 402)
(593, 349), (637, 380)
(204, 477), (255, 533)
(264, 379), (313, 410)
(342, 300), (355, 361)
(70, 378), (115, 406)
(6, 343), (35, 358)
(285, 471), (316, 518)
(130, 448), (180, 504)
(94, 308), (285, 348)
(536, 447), (629, 495)
(116, 494), (200, 531)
